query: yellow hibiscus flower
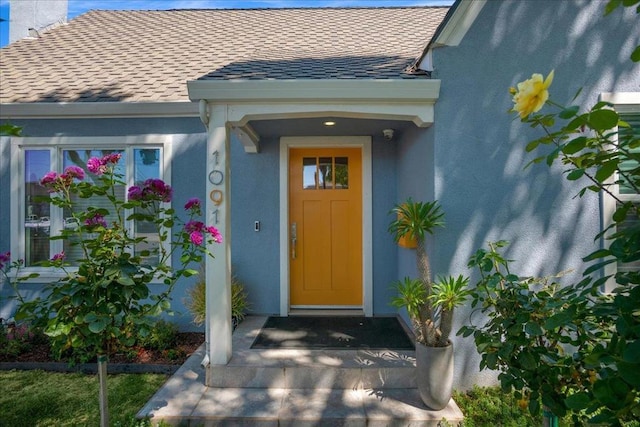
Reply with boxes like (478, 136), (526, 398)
(511, 70), (554, 119)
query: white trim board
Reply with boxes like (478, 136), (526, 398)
(279, 136), (373, 317)
(0, 102), (199, 119)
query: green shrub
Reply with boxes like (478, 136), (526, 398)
(0, 321), (44, 359)
(185, 274), (206, 326)
(137, 319), (178, 351)
(454, 386), (542, 427)
(185, 266), (250, 326)
(231, 279), (250, 322)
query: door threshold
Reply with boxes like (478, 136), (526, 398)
(288, 308), (365, 317)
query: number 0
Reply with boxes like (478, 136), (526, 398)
(209, 170), (224, 185)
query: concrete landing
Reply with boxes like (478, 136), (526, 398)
(137, 316), (464, 426)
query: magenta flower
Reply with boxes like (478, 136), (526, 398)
(189, 231), (204, 245)
(0, 251), (10, 270)
(185, 220), (204, 233)
(184, 198), (201, 211)
(184, 222), (222, 245)
(88, 153), (122, 175)
(63, 166), (85, 181)
(206, 226), (223, 243)
(51, 251), (65, 262)
(87, 157), (106, 175)
(84, 213), (107, 228)
(103, 153), (122, 165)
(40, 171), (60, 191)
(128, 185), (143, 201)
(144, 178), (173, 203)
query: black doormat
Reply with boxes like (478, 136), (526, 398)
(250, 316), (414, 350)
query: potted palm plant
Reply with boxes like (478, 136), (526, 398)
(388, 198), (469, 410)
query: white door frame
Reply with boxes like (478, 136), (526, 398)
(279, 136), (373, 316)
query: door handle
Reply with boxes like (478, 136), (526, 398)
(291, 222), (297, 260)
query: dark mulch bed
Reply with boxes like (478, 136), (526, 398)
(1, 332), (204, 366)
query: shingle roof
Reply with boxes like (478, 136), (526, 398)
(0, 7), (449, 104)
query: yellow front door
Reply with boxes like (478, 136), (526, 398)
(289, 147), (363, 306)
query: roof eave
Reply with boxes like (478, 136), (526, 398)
(0, 101), (199, 119)
(415, 0), (487, 72)
(187, 79), (440, 104)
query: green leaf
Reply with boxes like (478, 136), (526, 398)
(619, 362), (640, 387)
(566, 114), (588, 131)
(526, 139), (541, 152)
(485, 352), (498, 370)
(562, 136), (587, 154)
(117, 275), (136, 286)
(88, 318), (108, 333)
(519, 352), (536, 370)
(525, 322), (543, 336)
(566, 168), (585, 180)
(604, 0), (621, 15)
(588, 109), (619, 131)
(545, 310), (572, 330)
(0, 123), (23, 136)
(594, 160), (619, 182)
(593, 379), (624, 410)
(528, 397), (540, 415)
(565, 392), (590, 410)
(623, 340), (640, 363)
(583, 258), (616, 275)
(613, 203), (631, 222)
(583, 249), (611, 261)
(632, 45), (640, 62)
(559, 105), (580, 119)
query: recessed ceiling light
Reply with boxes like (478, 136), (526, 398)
(323, 121), (336, 126)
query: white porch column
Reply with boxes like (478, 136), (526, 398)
(205, 103), (232, 383)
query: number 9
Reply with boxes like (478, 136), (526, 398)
(210, 190), (224, 206)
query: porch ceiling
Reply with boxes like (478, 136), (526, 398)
(190, 79), (440, 152)
(248, 117), (415, 139)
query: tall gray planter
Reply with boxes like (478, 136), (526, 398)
(415, 341), (453, 410)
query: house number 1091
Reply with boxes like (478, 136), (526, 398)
(209, 150), (224, 225)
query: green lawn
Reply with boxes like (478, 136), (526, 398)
(0, 370), (167, 427)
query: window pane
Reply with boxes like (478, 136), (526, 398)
(24, 150), (50, 266)
(62, 149), (126, 265)
(319, 157), (332, 189)
(616, 113), (639, 272)
(334, 157), (349, 189)
(618, 113), (640, 195)
(134, 148), (161, 266)
(616, 202), (640, 272)
(303, 157), (317, 189)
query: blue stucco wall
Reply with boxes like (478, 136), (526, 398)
(229, 137), (281, 315)
(419, 0), (639, 389)
(371, 135), (399, 314)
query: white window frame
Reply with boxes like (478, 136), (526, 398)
(10, 135), (173, 282)
(600, 92), (640, 292)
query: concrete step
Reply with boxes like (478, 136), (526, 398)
(149, 386), (463, 426)
(208, 348), (417, 389)
(208, 315), (417, 389)
(137, 316), (464, 426)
